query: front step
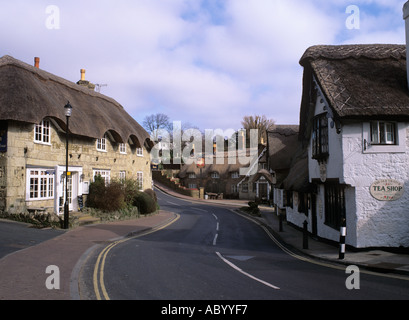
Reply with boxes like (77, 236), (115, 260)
(71, 212), (100, 226)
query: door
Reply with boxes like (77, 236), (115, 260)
(259, 183), (268, 200)
(63, 172), (78, 211)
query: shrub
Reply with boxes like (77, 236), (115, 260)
(132, 191), (157, 215)
(123, 179), (141, 207)
(240, 201), (261, 217)
(144, 188), (157, 203)
(88, 177), (158, 215)
(87, 175), (106, 209)
(102, 181), (126, 212)
(88, 176), (126, 212)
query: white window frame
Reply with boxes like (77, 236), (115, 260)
(188, 183), (197, 189)
(137, 171), (143, 190)
(34, 120), (51, 145)
(137, 147), (143, 156)
(119, 143), (127, 154)
(97, 134), (107, 152)
(211, 172), (220, 179)
(26, 169), (54, 200)
(370, 121), (396, 145)
(119, 171), (126, 181)
(363, 122), (405, 153)
(93, 169), (111, 185)
(188, 173), (196, 179)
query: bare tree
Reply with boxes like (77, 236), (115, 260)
(142, 113), (171, 135)
(241, 115), (275, 145)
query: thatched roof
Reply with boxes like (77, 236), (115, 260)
(299, 44), (409, 138)
(267, 125), (299, 171)
(282, 142), (311, 192)
(0, 55), (151, 148)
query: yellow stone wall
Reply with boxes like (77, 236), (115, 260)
(0, 120), (152, 214)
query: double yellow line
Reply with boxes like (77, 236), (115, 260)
(93, 213), (180, 300)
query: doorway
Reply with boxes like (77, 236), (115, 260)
(55, 166), (82, 215)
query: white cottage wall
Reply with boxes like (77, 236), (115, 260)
(342, 122), (409, 248)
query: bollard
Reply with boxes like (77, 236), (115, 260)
(303, 220), (308, 249)
(339, 219), (346, 259)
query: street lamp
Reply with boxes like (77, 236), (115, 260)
(63, 101), (72, 229)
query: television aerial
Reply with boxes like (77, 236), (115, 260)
(95, 84), (108, 93)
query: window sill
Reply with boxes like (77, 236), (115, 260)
(34, 141), (52, 146)
(363, 144), (405, 154)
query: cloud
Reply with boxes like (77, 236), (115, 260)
(0, 0), (407, 132)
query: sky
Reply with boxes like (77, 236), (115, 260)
(0, 0), (407, 133)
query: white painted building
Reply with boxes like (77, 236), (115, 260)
(280, 37), (409, 248)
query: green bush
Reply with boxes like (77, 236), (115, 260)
(103, 181), (126, 212)
(88, 177), (159, 215)
(144, 188), (157, 202)
(132, 191), (157, 215)
(87, 175), (106, 209)
(88, 176), (127, 212)
(240, 201), (261, 217)
(123, 179), (141, 207)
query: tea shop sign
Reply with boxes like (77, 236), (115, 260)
(370, 179), (404, 201)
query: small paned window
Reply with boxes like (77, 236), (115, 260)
(312, 113), (329, 160)
(370, 121), (396, 145)
(119, 143), (127, 154)
(34, 120), (51, 144)
(27, 169), (54, 200)
(137, 172), (143, 190)
(97, 134), (107, 151)
(93, 170), (111, 185)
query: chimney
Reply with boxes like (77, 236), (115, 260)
(403, 1), (409, 89)
(80, 69), (86, 81)
(34, 57), (40, 68)
(76, 69), (96, 91)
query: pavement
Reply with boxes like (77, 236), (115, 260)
(0, 183), (408, 300)
(0, 211), (178, 300)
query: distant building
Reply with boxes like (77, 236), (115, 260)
(0, 55), (153, 215)
(178, 144), (273, 201)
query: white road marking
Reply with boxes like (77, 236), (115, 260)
(216, 252), (280, 290)
(213, 234), (218, 246)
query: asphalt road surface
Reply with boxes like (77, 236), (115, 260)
(0, 219), (64, 259)
(78, 189), (409, 300)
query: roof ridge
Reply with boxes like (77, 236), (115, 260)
(0, 55), (123, 110)
(300, 44), (406, 65)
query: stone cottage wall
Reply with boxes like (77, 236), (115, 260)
(2, 119), (152, 214)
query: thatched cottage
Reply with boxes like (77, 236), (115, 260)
(283, 42), (409, 249)
(0, 55), (153, 215)
(178, 144), (274, 201)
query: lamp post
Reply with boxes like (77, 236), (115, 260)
(63, 101), (72, 229)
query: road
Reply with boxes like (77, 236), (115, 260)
(0, 219), (64, 259)
(78, 189), (409, 300)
